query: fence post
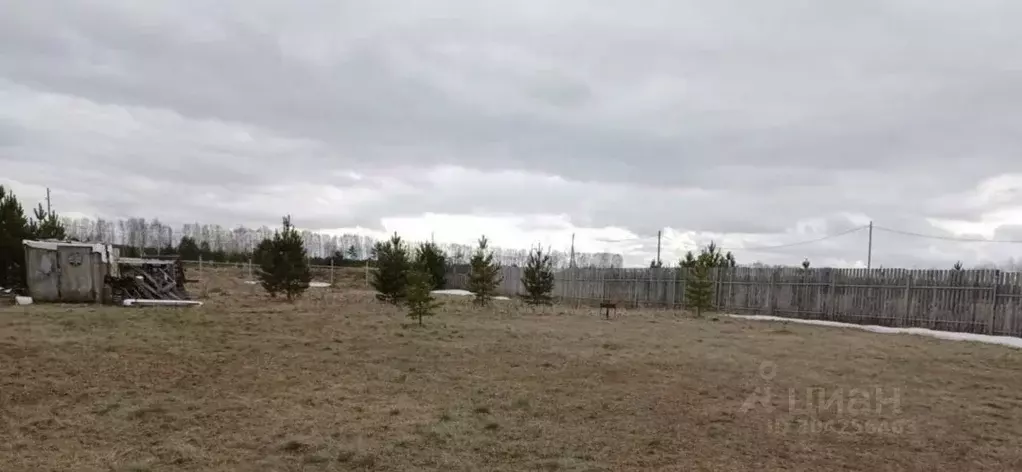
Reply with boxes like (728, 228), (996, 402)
(904, 273), (913, 326)
(330, 258), (334, 286)
(768, 269), (777, 316)
(679, 268), (688, 311)
(726, 268), (734, 313)
(713, 268), (722, 311)
(989, 270), (1000, 335)
(827, 270), (836, 320)
(248, 256), (253, 281)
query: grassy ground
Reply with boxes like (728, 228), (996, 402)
(2, 274), (1022, 471)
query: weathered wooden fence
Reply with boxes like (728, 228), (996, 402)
(447, 266), (1022, 337)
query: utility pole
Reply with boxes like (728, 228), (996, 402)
(656, 230), (662, 266)
(45, 187), (51, 214)
(867, 221), (873, 270)
(569, 233), (575, 268)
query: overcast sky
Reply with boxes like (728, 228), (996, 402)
(3, 0), (1022, 268)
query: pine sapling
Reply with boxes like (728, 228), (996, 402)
(371, 233), (411, 304)
(685, 261), (714, 318)
(468, 235), (502, 306)
(521, 247), (555, 306)
(406, 265), (441, 326)
(257, 215), (312, 301)
(415, 241), (448, 290)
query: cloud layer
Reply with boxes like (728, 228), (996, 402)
(3, 0), (1022, 267)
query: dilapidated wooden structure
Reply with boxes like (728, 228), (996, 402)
(22, 240), (191, 304)
(24, 240), (115, 303)
(106, 256), (190, 303)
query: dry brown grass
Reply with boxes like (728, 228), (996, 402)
(2, 273), (1022, 471)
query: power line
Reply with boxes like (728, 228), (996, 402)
(716, 225), (868, 252)
(596, 226), (869, 252)
(873, 225), (1022, 244)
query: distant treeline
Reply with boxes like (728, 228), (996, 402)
(59, 216), (624, 268)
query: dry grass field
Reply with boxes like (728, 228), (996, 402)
(2, 267), (1022, 471)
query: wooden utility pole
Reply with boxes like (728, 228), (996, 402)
(45, 187), (51, 214)
(569, 233), (576, 268)
(656, 230), (662, 266)
(867, 221), (874, 270)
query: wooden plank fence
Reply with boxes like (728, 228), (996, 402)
(447, 266), (1022, 337)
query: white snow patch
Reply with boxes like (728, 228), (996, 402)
(243, 281), (329, 287)
(14, 296), (33, 306)
(123, 299), (203, 307)
(727, 314), (1022, 350)
(431, 289), (510, 300)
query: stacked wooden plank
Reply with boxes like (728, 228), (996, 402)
(106, 257), (190, 302)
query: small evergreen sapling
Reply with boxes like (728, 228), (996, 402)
(0, 185), (31, 289)
(415, 241), (448, 290)
(521, 247), (555, 306)
(680, 241), (734, 318)
(406, 264), (441, 326)
(371, 233), (411, 304)
(685, 261), (714, 318)
(468, 235), (502, 306)
(257, 215), (312, 301)
(29, 203), (66, 240)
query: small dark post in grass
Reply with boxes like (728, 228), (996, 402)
(599, 301), (617, 319)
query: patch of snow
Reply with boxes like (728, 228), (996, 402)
(243, 281), (328, 287)
(430, 289), (509, 301)
(727, 314), (1022, 350)
(123, 299), (203, 307)
(14, 296), (33, 305)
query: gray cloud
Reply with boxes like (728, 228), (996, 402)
(2, 1), (1022, 267)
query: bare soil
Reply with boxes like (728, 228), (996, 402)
(2, 271), (1021, 471)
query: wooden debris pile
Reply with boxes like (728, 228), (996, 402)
(106, 257), (190, 303)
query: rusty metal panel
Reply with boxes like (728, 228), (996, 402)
(24, 247), (60, 302)
(58, 246), (95, 302)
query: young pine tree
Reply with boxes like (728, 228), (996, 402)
(0, 185), (31, 289)
(371, 233), (411, 304)
(468, 235), (502, 306)
(178, 236), (202, 261)
(257, 216), (312, 301)
(405, 263), (441, 326)
(521, 247), (555, 306)
(685, 260), (714, 318)
(29, 203), (66, 240)
(415, 241), (447, 290)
